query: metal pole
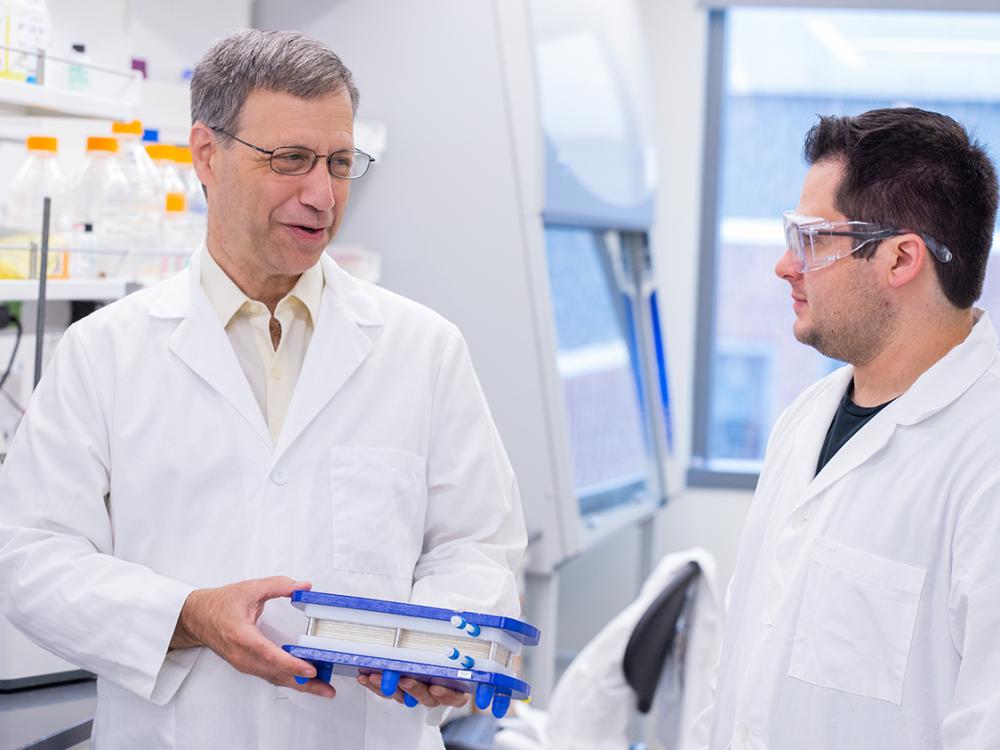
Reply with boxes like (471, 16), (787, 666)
(33, 197), (51, 388)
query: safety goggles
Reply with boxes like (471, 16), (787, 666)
(782, 210), (953, 273)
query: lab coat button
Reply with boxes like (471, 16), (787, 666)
(272, 469), (288, 485)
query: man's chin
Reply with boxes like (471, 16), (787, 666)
(793, 321), (817, 348)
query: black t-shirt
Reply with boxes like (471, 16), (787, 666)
(815, 384), (894, 476)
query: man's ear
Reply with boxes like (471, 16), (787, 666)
(885, 233), (928, 290)
(189, 122), (217, 193)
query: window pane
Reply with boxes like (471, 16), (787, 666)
(544, 227), (651, 514)
(707, 7), (1000, 467)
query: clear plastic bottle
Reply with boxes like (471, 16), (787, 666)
(67, 42), (89, 92)
(0, 0), (50, 83)
(135, 192), (187, 283)
(0, 0), (28, 81)
(2, 135), (70, 278)
(111, 119), (164, 252)
(145, 144), (187, 197)
(159, 192), (190, 280)
(174, 145), (207, 247)
(70, 136), (132, 279)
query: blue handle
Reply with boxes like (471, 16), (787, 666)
(475, 683), (495, 711)
(381, 670), (401, 697)
(492, 692), (511, 718)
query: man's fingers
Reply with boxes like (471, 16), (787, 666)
(429, 684), (470, 707)
(359, 672), (406, 704)
(355, 673), (468, 709)
(284, 675), (336, 699)
(399, 678), (440, 708)
(240, 627), (316, 679)
(249, 576), (312, 602)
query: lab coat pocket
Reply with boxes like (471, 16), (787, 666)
(329, 446), (427, 578)
(788, 536), (925, 705)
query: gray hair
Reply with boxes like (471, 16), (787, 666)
(190, 29), (360, 139)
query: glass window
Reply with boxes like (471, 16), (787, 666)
(544, 226), (652, 515)
(701, 7), (1000, 472)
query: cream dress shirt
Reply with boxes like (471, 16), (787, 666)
(200, 248), (323, 444)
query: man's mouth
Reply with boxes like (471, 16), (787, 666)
(287, 224), (326, 237)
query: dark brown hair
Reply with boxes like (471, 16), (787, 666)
(804, 107), (998, 309)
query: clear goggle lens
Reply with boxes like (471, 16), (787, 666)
(782, 210), (952, 272)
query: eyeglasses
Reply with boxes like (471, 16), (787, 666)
(211, 127), (374, 179)
(782, 210), (953, 273)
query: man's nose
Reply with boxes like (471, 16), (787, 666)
(299, 160), (337, 213)
(775, 248), (803, 280)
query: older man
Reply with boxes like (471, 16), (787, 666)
(698, 108), (1000, 750)
(0, 30), (525, 748)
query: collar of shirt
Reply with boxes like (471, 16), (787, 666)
(200, 248), (324, 328)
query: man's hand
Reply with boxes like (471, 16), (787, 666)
(171, 576), (335, 699)
(356, 671), (469, 709)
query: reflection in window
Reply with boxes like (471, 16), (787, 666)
(544, 227), (650, 515)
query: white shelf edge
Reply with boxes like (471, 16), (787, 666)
(0, 79), (137, 120)
(0, 278), (128, 302)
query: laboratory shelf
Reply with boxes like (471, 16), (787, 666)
(0, 278), (128, 302)
(0, 78), (137, 120)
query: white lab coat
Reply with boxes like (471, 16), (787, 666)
(697, 310), (1000, 750)
(0, 248), (527, 749)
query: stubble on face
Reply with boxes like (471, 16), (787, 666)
(795, 257), (897, 366)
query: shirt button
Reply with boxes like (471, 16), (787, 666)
(739, 724), (751, 739)
(272, 469), (288, 485)
(271, 368), (283, 381)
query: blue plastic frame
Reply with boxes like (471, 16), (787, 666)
(283, 644), (527, 718)
(290, 591), (541, 646)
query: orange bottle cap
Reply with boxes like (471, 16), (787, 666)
(165, 192), (187, 212)
(145, 144), (176, 161)
(26, 136), (58, 152)
(111, 120), (143, 136)
(87, 136), (119, 153)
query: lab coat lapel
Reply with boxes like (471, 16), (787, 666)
(782, 366), (853, 504)
(802, 395), (898, 504)
(795, 310), (999, 506)
(271, 255), (382, 461)
(152, 249), (272, 449)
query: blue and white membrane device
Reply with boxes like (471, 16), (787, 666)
(282, 591), (541, 718)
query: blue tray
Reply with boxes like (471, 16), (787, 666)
(283, 644), (528, 718)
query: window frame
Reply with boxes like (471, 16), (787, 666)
(690, 9), (758, 489)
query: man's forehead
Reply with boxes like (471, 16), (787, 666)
(798, 158), (847, 220)
(238, 88), (355, 136)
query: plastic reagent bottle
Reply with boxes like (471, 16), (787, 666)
(4, 134), (69, 278)
(70, 136), (131, 279)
